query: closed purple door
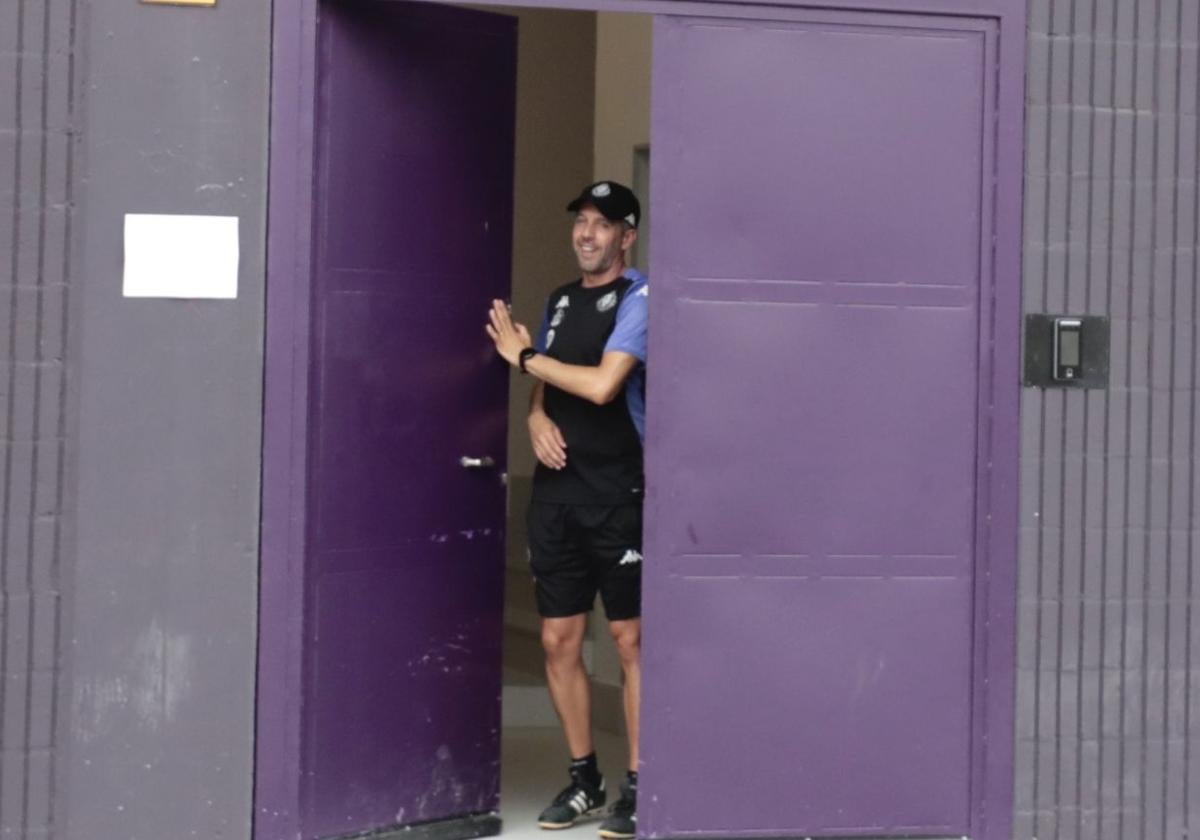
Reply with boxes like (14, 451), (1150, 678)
(302, 2), (515, 837)
(641, 9), (1000, 837)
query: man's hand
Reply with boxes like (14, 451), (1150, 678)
(529, 410), (568, 470)
(485, 299), (532, 366)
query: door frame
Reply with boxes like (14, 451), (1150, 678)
(259, 1), (1026, 839)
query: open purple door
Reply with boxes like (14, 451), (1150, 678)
(258, 2), (515, 839)
(641, 8), (1018, 839)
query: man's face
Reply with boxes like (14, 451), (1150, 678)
(572, 205), (635, 275)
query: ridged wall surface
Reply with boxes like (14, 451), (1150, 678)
(0, 0), (77, 838)
(1017, 0), (1200, 837)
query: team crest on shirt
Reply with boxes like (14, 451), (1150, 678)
(596, 291), (618, 313)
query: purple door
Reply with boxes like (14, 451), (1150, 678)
(300, 2), (515, 837)
(641, 9), (1001, 837)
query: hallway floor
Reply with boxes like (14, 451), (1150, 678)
(499, 726), (629, 840)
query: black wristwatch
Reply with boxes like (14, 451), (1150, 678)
(518, 347), (539, 374)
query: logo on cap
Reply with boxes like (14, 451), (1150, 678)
(592, 183), (612, 198)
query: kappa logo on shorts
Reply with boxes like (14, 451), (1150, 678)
(618, 550), (643, 566)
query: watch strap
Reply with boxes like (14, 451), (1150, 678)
(518, 347), (539, 374)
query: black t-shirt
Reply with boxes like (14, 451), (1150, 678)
(531, 272), (648, 505)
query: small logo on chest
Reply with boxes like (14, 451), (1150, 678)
(596, 291), (618, 313)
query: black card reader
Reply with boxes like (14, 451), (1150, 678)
(1053, 318), (1083, 381)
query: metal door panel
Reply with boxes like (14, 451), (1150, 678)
(642, 11), (997, 836)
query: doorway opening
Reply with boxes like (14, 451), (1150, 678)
(475, 6), (654, 833)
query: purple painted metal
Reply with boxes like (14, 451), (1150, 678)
(641, 11), (994, 835)
(262, 1), (1025, 839)
(258, 0), (320, 836)
(258, 2), (515, 838)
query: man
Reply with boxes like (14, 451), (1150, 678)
(485, 180), (647, 839)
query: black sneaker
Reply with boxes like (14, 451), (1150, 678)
(537, 770), (607, 830)
(597, 778), (636, 839)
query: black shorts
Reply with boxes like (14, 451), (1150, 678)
(526, 502), (643, 621)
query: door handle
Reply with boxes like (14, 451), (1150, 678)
(459, 456), (496, 469)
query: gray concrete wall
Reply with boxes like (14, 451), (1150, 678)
(0, 0), (79, 837)
(1016, 0), (1200, 837)
(60, 0), (270, 838)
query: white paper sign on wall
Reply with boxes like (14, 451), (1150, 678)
(123, 214), (239, 299)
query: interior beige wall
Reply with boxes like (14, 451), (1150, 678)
(594, 14), (652, 187)
(591, 12), (653, 693)
(494, 8), (598, 682)
(503, 7), (598, 483)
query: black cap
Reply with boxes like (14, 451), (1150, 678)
(566, 181), (641, 229)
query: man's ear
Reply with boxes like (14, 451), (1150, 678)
(622, 227), (639, 252)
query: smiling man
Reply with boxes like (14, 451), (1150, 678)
(486, 181), (648, 839)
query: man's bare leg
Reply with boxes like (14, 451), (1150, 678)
(609, 618), (641, 770)
(542, 614), (593, 758)
(597, 617), (641, 839)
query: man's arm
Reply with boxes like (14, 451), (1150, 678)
(524, 351), (638, 406)
(528, 381), (568, 470)
(486, 298), (641, 405)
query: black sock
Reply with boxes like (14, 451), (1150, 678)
(570, 752), (602, 787)
(625, 770), (638, 790)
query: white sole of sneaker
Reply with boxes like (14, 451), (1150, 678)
(597, 829), (635, 839)
(537, 807), (606, 830)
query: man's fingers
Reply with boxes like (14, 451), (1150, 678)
(491, 300), (514, 331)
(533, 441), (562, 470)
(485, 324), (498, 341)
(538, 435), (567, 468)
(533, 435), (560, 467)
(551, 424), (567, 450)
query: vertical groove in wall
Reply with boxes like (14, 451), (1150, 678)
(1018, 0), (1200, 838)
(1187, 0), (1200, 827)
(1186, 0), (1198, 819)
(0, 0), (78, 836)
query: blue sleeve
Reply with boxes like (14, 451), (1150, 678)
(604, 281), (648, 361)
